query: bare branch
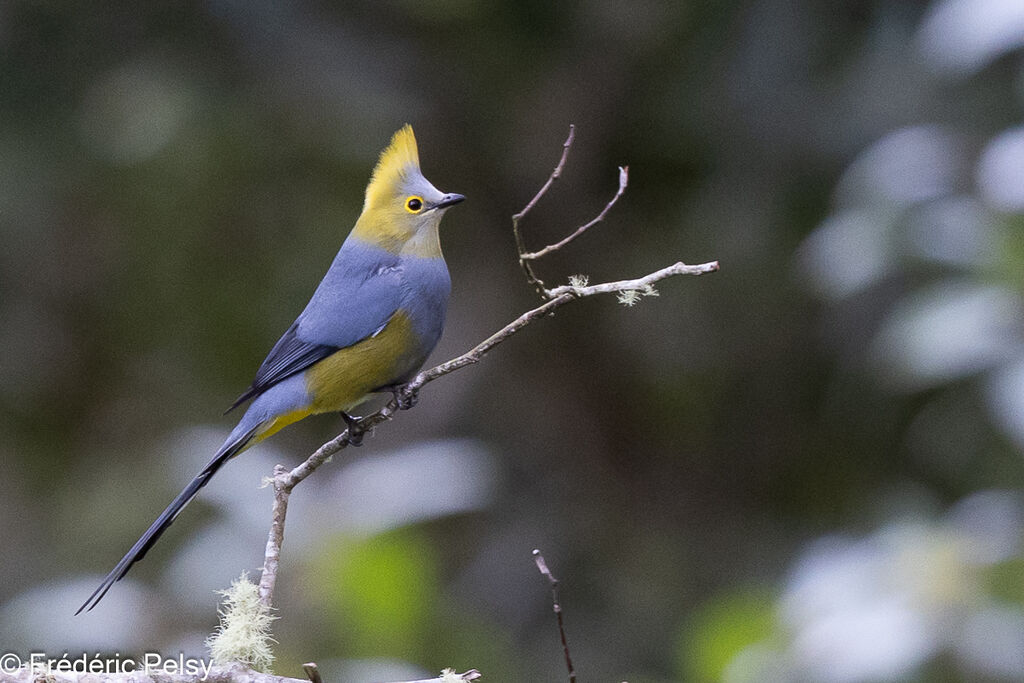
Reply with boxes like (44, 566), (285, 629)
(533, 550), (576, 683)
(547, 260), (719, 298)
(256, 258), (719, 608)
(522, 165), (629, 261)
(513, 125), (576, 295)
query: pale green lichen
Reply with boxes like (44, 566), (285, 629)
(206, 573), (276, 673)
(617, 290), (641, 306)
(617, 284), (659, 306)
(568, 274), (589, 288)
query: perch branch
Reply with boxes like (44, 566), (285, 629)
(256, 126), (719, 636)
(255, 257), (717, 607)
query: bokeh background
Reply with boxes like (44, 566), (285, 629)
(2, 1), (1024, 681)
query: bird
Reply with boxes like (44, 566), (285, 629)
(77, 125), (464, 613)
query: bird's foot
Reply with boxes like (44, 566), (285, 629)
(391, 384), (419, 410)
(339, 410), (365, 447)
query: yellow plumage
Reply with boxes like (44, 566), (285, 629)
(305, 311), (419, 413)
(364, 124), (421, 211)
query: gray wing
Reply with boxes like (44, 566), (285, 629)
(227, 241), (403, 411)
(226, 323), (339, 412)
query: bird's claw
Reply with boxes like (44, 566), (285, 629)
(391, 385), (419, 410)
(339, 411), (365, 447)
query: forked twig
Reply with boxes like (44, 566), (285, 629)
(521, 165), (629, 262)
(512, 125), (576, 294)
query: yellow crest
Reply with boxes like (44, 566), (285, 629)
(364, 124), (421, 210)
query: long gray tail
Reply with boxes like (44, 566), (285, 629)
(76, 428), (257, 614)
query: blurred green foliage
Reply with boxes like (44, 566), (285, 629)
(316, 530), (440, 659)
(678, 589), (776, 681)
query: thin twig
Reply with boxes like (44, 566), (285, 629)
(522, 165), (629, 261)
(301, 663), (322, 683)
(513, 125), (576, 295)
(512, 125), (576, 223)
(533, 549), (576, 683)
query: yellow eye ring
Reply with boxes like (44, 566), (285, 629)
(405, 196), (424, 213)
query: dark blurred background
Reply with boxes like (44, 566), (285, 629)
(2, 1), (1024, 681)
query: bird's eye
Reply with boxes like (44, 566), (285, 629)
(405, 196), (423, 213)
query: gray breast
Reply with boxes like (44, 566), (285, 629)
(398, 254), (451, 354)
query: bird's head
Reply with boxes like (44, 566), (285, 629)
(354, 125), (464, 256)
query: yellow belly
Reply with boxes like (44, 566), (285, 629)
(245, 312), (420, 447)
(304, 311), (420, 414)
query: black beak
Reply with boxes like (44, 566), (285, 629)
(435, 193), (466, 209)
